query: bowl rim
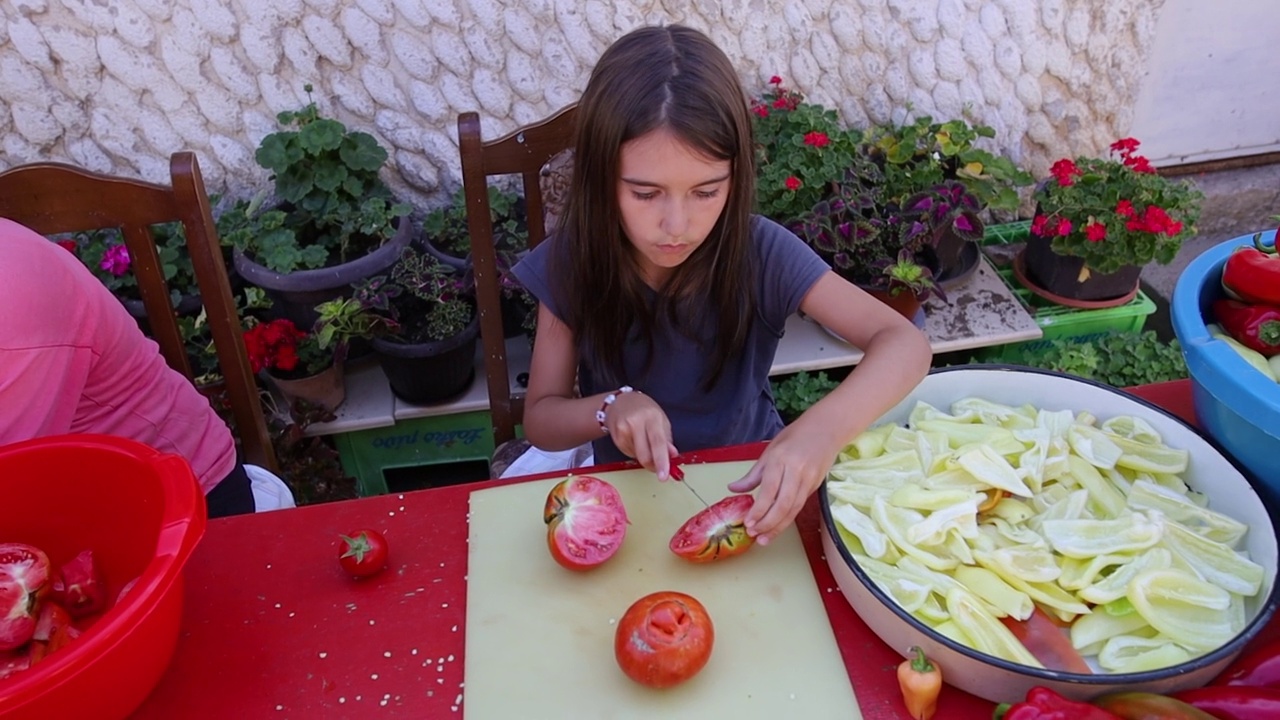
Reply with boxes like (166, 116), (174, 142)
(819, 364), (1280, 685)
(1171, 229), (1280, 425)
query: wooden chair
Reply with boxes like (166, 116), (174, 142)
(458, 105), (578, 447)
(0, 152), (278, 473)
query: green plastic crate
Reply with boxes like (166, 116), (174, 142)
(332, 411), (497, 496)
(975, 221), (1158, 361)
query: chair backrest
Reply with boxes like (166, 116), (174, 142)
(0, 152), (278, 473)
(458, 104), (577, 446)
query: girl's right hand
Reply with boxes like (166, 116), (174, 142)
(602, 391), (680, 480)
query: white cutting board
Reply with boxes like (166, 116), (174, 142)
(464, 462), (861, 719)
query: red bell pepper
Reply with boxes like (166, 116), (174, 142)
(1214, 299), (1280, 357)
(1215, 638), (1280, 688)
(1222, 233), (1280, 305)
(1172, 685), (1280, 720)
(998, 686), (1122, 720)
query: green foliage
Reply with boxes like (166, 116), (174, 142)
(751, 77), (863, 225)
(311, 296), (394, 357)
(423, 186), (527, 257)
(865, 114), (1033, 213)
(353, 245), (475, 344)
(771, 370), (841, 423)
(221, 85), (411, 273)
(985, 331), (1188, 388)
(71, 225), (197, 307)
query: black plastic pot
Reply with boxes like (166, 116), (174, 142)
(371, 314), (480, 405)
(1024, 234), (1141, 302)
(233, 218), (414, 330)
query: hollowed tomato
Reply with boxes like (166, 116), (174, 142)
(668, 495), (755, 563)
(0, 543), (50, 652)
(615, 591), (714, 688)
(543, 476), (628, 571)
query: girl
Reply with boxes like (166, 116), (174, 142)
(512, 25), (932, 545)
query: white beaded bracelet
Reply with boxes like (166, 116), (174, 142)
(595, 385), (636, 434)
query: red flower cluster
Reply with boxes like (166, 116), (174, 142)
(1110, 138), (1155, 173)
(803, 131), (830, 148)
(1123, 203), (1182, 236)
(1031, 215), (1073, 237)
(1050, 159), (1081, 187)
(242, 318), (307, 373)
(785, 176), (802, 191)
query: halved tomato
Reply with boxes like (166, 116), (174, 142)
(615, 591), (714, 688)
(0, 543), (49, 652)
(669, 495), (755, 563)
(543, 476), (629, 571)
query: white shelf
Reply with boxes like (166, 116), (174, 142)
(305, 256), (1041, 437)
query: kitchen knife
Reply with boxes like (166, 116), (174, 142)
(669, 460), (709, 508)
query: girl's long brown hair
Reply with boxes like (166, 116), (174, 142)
(551, 24), (757, 390)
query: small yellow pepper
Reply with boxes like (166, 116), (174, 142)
(897, 646), (941, 720)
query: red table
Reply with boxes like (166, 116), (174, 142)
(129, 379), (1274, 719)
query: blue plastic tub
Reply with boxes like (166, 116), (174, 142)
(1171, 230), (1280, 503)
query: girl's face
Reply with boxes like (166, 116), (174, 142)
(616, 127), (731, 287)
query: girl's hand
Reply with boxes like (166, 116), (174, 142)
(726, 422), (840, 544)
(604, 391), (681, 480)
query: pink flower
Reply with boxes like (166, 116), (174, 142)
(785, 176), (802, 191)
(100, 244), (131, 277)
(1056, 219), (1073, 236)
(1050, 159), (1081, 187)
(1085, 221), (1107, 242)
(803, 131), (830, 148)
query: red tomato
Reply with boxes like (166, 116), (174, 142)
(543, 476), (628, 570)
(0, 543), (49, 652)
(668, 495), (755, 563)
(615, 591), (715, 688)
(51, 550), (105, 619)
(338, 530), (389, 578)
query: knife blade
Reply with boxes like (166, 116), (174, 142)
(669, 460), (709, 508)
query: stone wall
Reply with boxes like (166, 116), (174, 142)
(0, 0), (1164, 211)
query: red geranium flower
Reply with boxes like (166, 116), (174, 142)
(803, 131), (830, 148)
(785, 176), (802, 191)
(1085, 221), (1107, 242)
(770, 75), (783, 85)
(1050, 159), (1081, 187)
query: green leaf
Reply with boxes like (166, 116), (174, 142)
(297, 118), (346, 154)
(341, 132), (389, 172)
(255, 133), (302, 173)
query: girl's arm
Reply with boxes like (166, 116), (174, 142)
(729, 272), (933, 544)
(522, 304), (680, 478)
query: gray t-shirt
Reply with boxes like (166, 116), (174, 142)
(512, 216), (830, 463)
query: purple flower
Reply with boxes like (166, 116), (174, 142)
(100, 244), (131, 277)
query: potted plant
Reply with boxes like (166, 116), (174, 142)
(790, 168), (948, 323)
(353, 245), (480, 404)
(243, 297), (391, 413)
(1022, 137), (1203, 304)
(864, 115), (1032, 277)
(69, 225), (201, 317)
(421, 185), (528, 268)
(222, 85), (413, 328)
(750, 76), (863, 226)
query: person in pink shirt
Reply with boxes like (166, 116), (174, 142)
(0, 217), (254, 517)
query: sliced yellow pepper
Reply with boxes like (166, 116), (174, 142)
(1041, 513), (1162, 558)
(1070, 607), (1151, 651)
(871, 496), (959, 571)
(830, 503), (889, 559)
(1160, 519), (1264, 596)
(1066, 455), (1128, 519)
(1097, 635), (1194, 673)
(1128, 568), (1235, 651)
(1078, 548), (1173, 606)
(1128, 480), (1248, 545)
(954, 565), (1033, 620)
(955, 445), (1032, 497)
(945, 588), (1043, 667)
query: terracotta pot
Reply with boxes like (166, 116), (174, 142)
(269, 362), (346, 412)
(1022, 231), (1141, 304)
(866, 288), (923, 322)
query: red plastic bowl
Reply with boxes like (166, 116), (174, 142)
(0, 434), (206, 720)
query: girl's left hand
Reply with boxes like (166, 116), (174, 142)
(726, 423), (839, 545)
